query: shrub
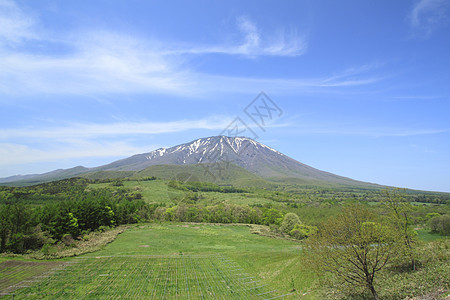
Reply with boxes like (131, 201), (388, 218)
(290, 224), (318, 240)
(262, 208), (283, 226)
(61, 234), (76, 247)
(98, 225), (111, 232)
(41, 243), (51, 255)
(24, 225), (55, 250)
(430, 215), (450, 236)
(280, 213), (300, 234)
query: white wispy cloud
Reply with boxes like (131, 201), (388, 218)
(0, 0), (36, 45)
(0, 33), (195, 96)
(319, 63), (387, 86)
(392, 95), (438, 100)
(289, 124), (449, 137)
(0, 117), (233, 170)
(337, 127), (449, 137)
(196, 64), (386, 95)
(0, 141), (159, 167)
(0, 117), (234, 140)
(167, 16), (307, 57)
(0, 2), (382, 98)
(0, 116), (446, 177)
(0, 116), (291, 171)
(0, 46), (382, 97)
(409, 0), (450, 36)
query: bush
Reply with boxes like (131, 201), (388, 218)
(98, 225), (111, 233)
(6, 233), (25, 253)
(290, 224), (318, 240)
(61, 234), (76, 247)
(41, 243), (51, 255)
(262, 208), (283, 225)
(280, 213), (300, 234)
(112, 180), (124, 187)
(24, 225), (55, 250)
(430, 215), (450, 236)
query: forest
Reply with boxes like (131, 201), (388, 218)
(1, 177), (448, 255)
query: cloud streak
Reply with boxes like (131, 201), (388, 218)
(0, 48), (383, 97)
(166, 16), (307, 57)
(290, 124), (449, 137)
(0, 141), (156, 167)
(0, 117), (234, 140)
(0, 116), (290, 171)
(0, 0), (36, 45)
(0, 117), (233, 171)
(1, 119), (445, 172)
(409, 0), (450, 36)
(0, 2), (383, 99)
(0, 30), (197, 96)
(2, 117), (442, 145)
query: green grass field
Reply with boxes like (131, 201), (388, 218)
(416, 229), (449, 242)
(14, 256), (284, 299)
(2, 224), (448, 299)
(0, 260), (66, 296)
(10, 224), (315, 299)
(89, 179), (280, 207)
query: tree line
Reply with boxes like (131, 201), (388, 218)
(0, 184), (151, 253)
(0, 178), (316, 254)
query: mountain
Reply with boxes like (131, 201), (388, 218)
(0, 166), (90, 185)
(93, 136), (374, 186)
(0, 136), (379, 188)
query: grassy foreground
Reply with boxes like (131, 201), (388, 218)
(10, 224), (315, 299)
(4, 223), (447, 299)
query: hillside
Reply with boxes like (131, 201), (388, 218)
(0, 136), (383, 189)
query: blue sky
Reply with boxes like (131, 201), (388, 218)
(0, 0), (449, 192)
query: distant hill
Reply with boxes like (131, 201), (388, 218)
(0, 136), (381, 189)
(0, 166), (90, 186)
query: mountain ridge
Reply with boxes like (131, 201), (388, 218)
(1, 135), (379, 188)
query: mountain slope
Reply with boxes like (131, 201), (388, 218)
(93, 136), (377, 187)
(0, 166), (90, 186)
(0, 136), (379, 188)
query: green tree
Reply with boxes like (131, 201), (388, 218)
(0, 205), (12, 252)
(280, 213), (300, 234)
(430, 214), (450, 236)
(382, 189), (418, 270)
(290, 223), (317, 240)
(67, 212), (79, 237)
(306, 205), (398, 300)
(164, 207), (175, 221)
(262, 208), (283, 225)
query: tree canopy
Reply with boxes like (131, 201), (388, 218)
(306, 205), (399, 300)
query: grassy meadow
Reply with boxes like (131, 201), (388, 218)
(2, 222), (448, 299)
(11, 224), (313, 299)
(1, 176), (449, 299)
(88, 179), (281, 207)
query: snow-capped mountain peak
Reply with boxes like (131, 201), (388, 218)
(96, 136), (287, 174)
(1, 135), (373, 187)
